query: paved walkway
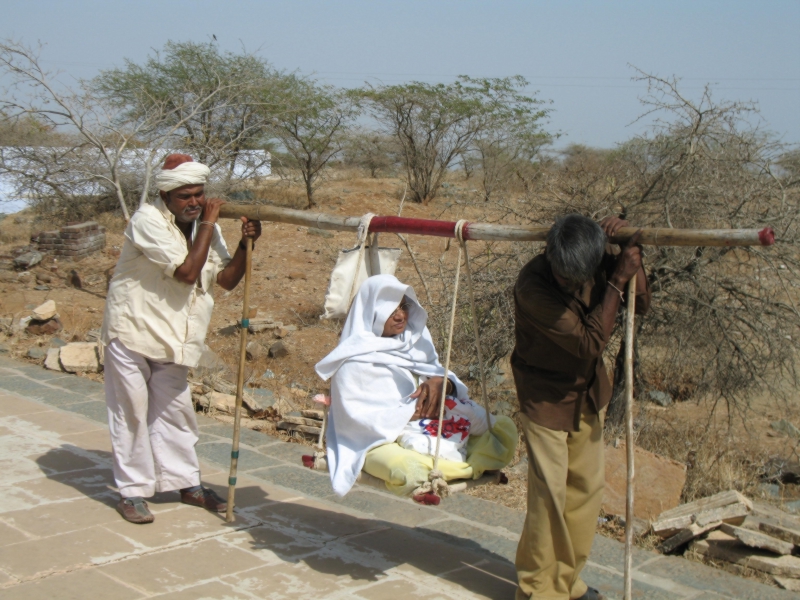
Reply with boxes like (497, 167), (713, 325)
(0, 356), (795, 599)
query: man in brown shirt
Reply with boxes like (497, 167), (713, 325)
(512, 214), (649, 600)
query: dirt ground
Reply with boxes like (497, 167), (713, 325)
(2, 175), (800, 584)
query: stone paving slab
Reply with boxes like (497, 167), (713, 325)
(0, 355), (796, 599)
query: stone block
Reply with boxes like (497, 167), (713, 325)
(269, 341), (288, 358)
(26, 317), (62, 335)
(59, 342), (100, 373)
(44, 347), (62, 371)
(26, 347), (46, 360)
(13, 251), (42, 269)
(603, 442), (686, 521)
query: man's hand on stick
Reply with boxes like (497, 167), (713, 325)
(611, 229), (643, 286)
(240, 217), (262, 244)
(201, 197), (225, 224)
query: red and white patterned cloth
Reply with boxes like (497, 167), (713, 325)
(397, 395), (494, 462)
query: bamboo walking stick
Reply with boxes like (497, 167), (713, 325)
(226, 237), (253, 523)
(623, 275), (637, 600)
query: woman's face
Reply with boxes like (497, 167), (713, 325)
(382, 297), (410, 337)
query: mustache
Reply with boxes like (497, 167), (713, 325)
(182, 205), (201, 214)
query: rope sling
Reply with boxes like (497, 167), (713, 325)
(306, 218), (504, 502)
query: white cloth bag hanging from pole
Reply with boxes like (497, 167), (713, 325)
(320, 215), (402, 320)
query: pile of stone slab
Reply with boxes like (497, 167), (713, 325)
(652, 490), (800, 591)
(276, 409), (324, 438)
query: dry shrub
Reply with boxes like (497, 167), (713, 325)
(630, 405), (777, 503)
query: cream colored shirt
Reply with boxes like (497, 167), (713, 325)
(101, 197), (232, 367)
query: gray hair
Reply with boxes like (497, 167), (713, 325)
(546, 214), (606, 285)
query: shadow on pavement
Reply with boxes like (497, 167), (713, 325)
(34, 444), (517, 599)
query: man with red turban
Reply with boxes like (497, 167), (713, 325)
(101, 154), (261, 524)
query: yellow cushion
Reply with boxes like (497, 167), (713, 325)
(362, 415), (518, 496)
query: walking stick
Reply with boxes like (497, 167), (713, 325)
(226, 237), (253, 523)
(623, 274), (637, 599)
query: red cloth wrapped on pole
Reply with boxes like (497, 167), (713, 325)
(367, 216), (471, 239)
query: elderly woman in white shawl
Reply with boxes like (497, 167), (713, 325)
(315, 274), (516, 503)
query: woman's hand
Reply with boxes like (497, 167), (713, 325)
(410, 376), (453, 420)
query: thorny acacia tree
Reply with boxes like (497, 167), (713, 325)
(270, 77), (357, 208)
(93, 41), (277, 191)
(361, 76), (547, 205)
(0, 40), (268, 219)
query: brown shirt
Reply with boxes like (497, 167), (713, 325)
(511, 252), (650, 432)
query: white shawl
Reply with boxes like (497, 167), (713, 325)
(315, 274), (467, 496)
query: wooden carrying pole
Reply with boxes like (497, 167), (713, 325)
(226, 237), (253, 523)
(623, 275), (637, 600)
(218, 204), (775, 247)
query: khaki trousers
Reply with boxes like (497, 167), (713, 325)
(515, 406), (605, 600)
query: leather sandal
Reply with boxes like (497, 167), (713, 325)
(117, 497), (154, 524)
(180, 486), (227, 513)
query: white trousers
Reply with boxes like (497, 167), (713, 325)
(104, 338), (201, 498)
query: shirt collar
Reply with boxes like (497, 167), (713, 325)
(154, 196), (198, 241)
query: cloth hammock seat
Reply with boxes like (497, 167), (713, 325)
(305, 415), (517, 501)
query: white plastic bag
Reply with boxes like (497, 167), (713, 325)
(321, 215), (401, 319)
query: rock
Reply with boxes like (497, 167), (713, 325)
(301, 409), (325, 420)
(249, 318), (280, 333)
(307, 227), (334, 238)
(0, 271), (15, 283)
(17, 272), (32, 283)
(492, 401), (514, 417)
(269, 341), (288, 358)
(68, 270), (82, 288)
(771, 418), (800, 439)
(250, 388), (276, 408)
(44, 347), (62, 371)
(32, 300), (57, 321)
(33, 285), (50, 291)
(85, 329), (101, 343)
(246, 341), (263, 361)
(59, 342), (100, 373)
(194, 347), (227, 376)
(209, 391), (236, 413)
(602, 442), (687, 521)
(719, 523), (794, 555)
(13, 251), (43, 270)
(0, 344), (9, 354)
(648, 390), (673, 407)
(691, 530), (800, 577)
(26, 317), (63, 335)
(759, 482), (782, 498)
(26, 347), (46, 360)
(0, 317), (12, 332)
(653, 490), (752, 538)
(49, 337), (67, 348)
(36, 273), (52, 284)
(261, 369), (275, 380)
(217, 324), (238, 336)
(783, 499), (800, 514)
(287, 271), (306, 280)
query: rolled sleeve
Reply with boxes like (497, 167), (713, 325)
(199, 225), (232, 292)
(126, 211), (188, 279)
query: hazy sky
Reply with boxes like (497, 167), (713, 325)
(3, 0), (799, 148)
